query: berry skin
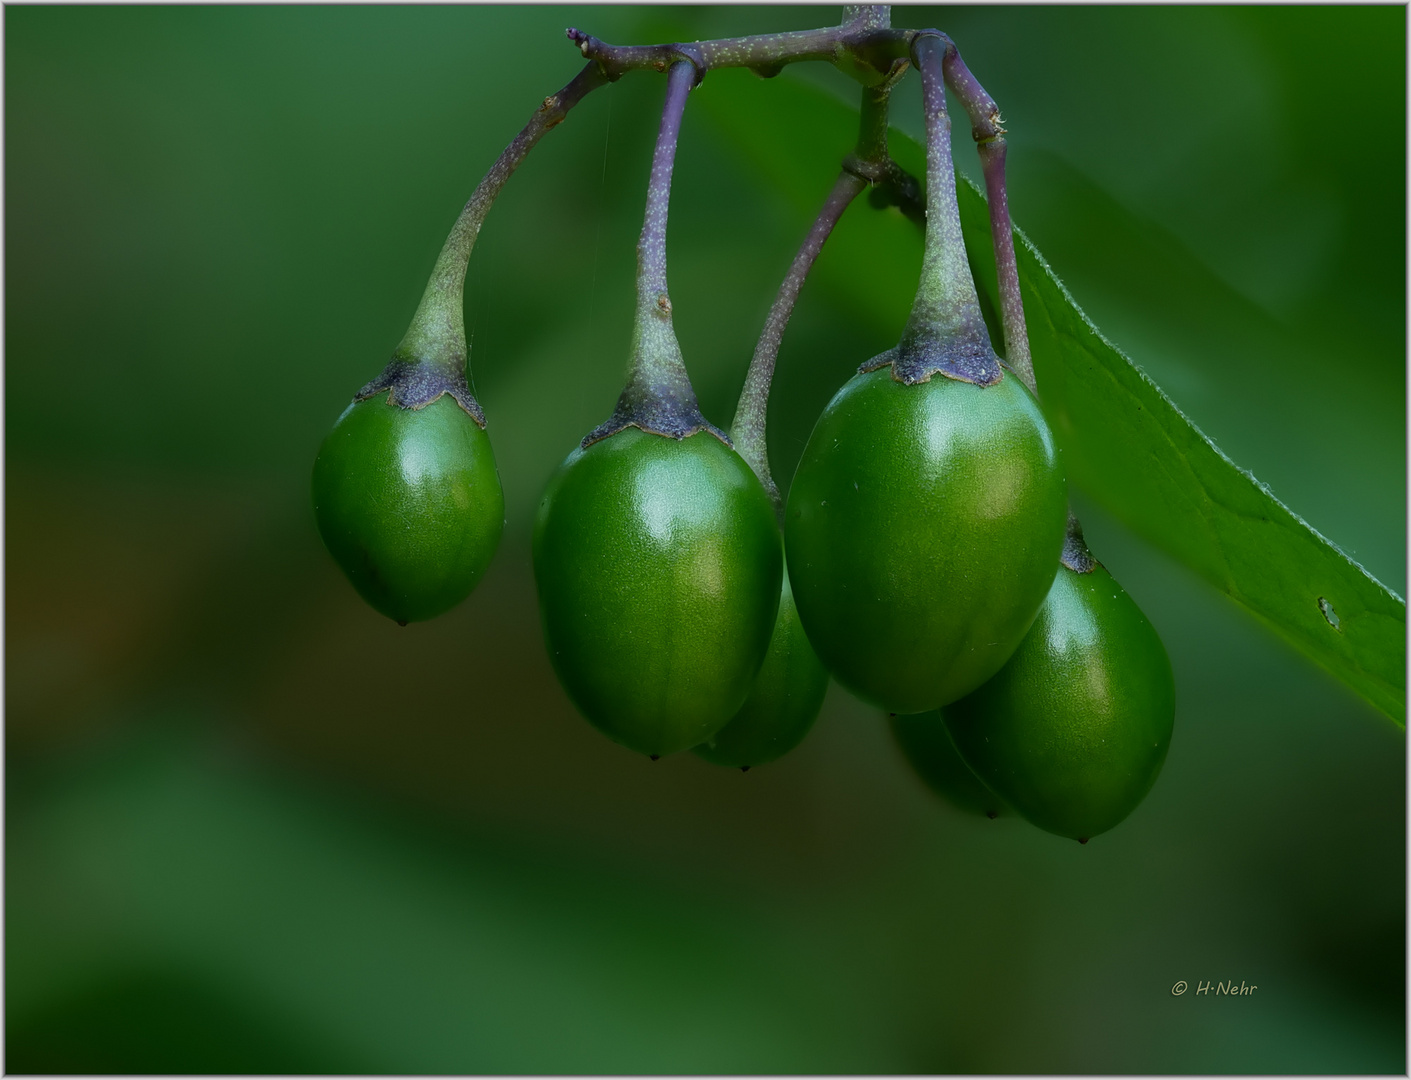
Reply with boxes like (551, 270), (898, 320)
(694, 569), (829, 769)
(533, 428), (782, 758)
(785, 367), (1067, 714)
(891, 711), (1005, 818)
(312, 394), (504, 624)
(944, 562), (1175, 842)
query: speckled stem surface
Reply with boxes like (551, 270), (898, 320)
(940, 42), (1082, 550)
(363, 62), (609, 425)
(939, 44), (1034, 392)
(730, 171), (866, 510)
(567, 6), (907, 84)
(584, 60), (727, 447)
(863, 32), (1000, 387)
(730, 79), (904, 513)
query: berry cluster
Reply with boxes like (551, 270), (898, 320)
(312, 9), (1175, 843)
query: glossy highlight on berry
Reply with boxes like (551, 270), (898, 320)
(944, 561), (1176, 842)
(312, 394), (504, 624)
(785, 366), (1067, 714)
(533, 428), (783, 758)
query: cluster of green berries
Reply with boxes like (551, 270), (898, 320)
(311, 350), (1175, 843)
(311, 22), (1176, 845)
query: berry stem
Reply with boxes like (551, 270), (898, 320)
(731, 80), (904, 512)
(940, 44), (1035, 393)
(937, 43), (1080, 566)
(393, 62), (610, 390)
(636, 60), (692, 311)
(976, 137), (1031, 387)
(731, 170), (868, 510)
(883, 33), (999, 386)
(584, 59), (725, 447)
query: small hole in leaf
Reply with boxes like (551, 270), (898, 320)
(1318, 596), (1341, 631)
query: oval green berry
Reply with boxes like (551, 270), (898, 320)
(945, 562), (1175, 842)
(312, 394), (504, 623)
(533, 428), (782, 758)
(785, 367), (1067, 713)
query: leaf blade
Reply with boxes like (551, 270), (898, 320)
(698, 69), (1405, 724)
(956, 177), (1406, 725)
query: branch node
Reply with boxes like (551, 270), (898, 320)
(665, 44), (708, 85)
(842, 153), (887, 184)
(878, 56), (910, 90)
(908, 28), (953, 65)
(566, 27), (593, 56)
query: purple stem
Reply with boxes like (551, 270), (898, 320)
(731, 170), (868, 510)
(583, 59), (722, 446)
(941, 43), (1034, 392)
(636, 59), (693, 305)
(396, 61), (609, 383)
(398, 7), (911, 394)
(567, 7), (908, 81)
(887, 32), (994, 386)
(943, 41), (1082, 560)
(731, 77), (903, 508)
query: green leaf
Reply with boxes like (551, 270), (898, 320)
(698, 68), (1406, 725)
(956, 176), (1406, 725)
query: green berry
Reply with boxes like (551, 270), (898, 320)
(944, 562), (1175, 842)
(533, 428), (782, 758)
(312, 394), (503, 623)
(785, 367), (1067, 713)
(890, 710), (1005, 818)
(694, 568), (829, 769)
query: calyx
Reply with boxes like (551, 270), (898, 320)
(355, 355), (486, 425)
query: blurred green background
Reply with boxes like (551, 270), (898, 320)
(6, 5), (1404, 1073)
